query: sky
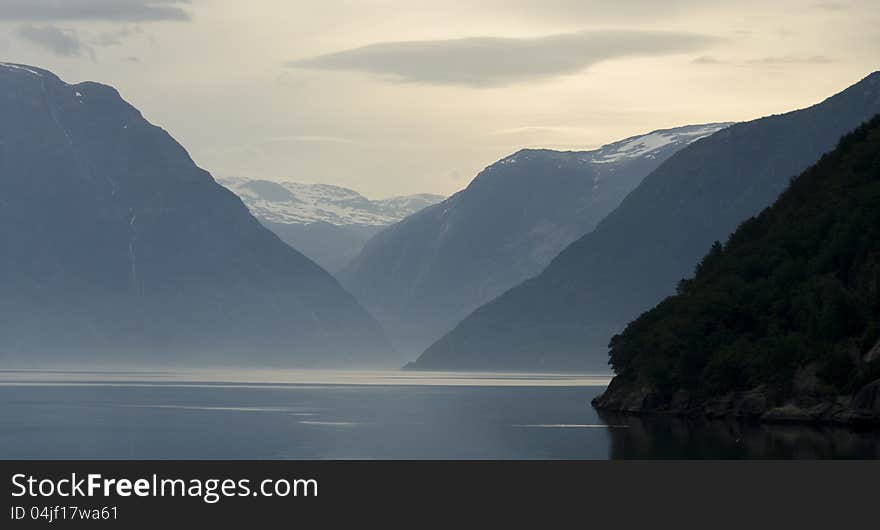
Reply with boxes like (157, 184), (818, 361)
(1, 0), (878, 197)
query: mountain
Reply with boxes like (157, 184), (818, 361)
(412, 71), (880, 372)
(219, 177), (443, 272)
(339, 123), (732, 356)
(593, 115), (880, 425)
(0, 63), (393, 366)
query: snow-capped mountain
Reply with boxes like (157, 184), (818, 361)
(591, 123), (732, 164)
(489, 123), (732, 179)
(220, 178), (444, 226)
(219, 177), (444, 272)
(339, 122), (733, 357)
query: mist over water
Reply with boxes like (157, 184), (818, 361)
(0, 369), (610, 388)
(0, 369), (612, 459)
(1, 370), (877, 459)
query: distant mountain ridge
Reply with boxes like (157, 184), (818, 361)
(220, 177), (444, 226)
(340, 122), (731, 356)
(412, 71), (880, 372)
(220, 177), (444, 272)
(0, 62), (394, 366)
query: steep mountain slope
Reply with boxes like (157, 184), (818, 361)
(340, 123), (731, 356)
(594, 116), (880, 425)
(0, 63), (393, 366)
(220, 177), (443, 272)
(414, 71), (880, 371)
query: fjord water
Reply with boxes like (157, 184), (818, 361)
(0, 370), (877, 459)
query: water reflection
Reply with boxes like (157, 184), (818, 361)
(0, 368), (611, 388)
(598, 411), (880, 459)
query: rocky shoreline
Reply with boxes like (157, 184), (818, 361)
(592, 373), (880, 428)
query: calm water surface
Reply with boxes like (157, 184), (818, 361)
(0, 369), (877, 459)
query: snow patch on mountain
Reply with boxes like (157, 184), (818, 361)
(219, 177), (445, 227)
(0, 62), (43, 77)
(592, 123), (733, 164)
(488, 123), (733, 175)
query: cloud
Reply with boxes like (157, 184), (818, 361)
(484, 0), (728, 22)
(693, 54), (839, 67)
(92, 27), (143, 47)
(491, 126), (587, 136)
(17, 24), (86, 57)
(0, 0), (191, 22)
(748, 55), (839, 65)
(287, 30), (722, 87)
(692, 55), (728, 65)
(813, 2), (849, 10)
(264, 135), (355, 145)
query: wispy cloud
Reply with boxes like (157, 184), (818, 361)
(263, 135), (356, 145)
(483, 0), (728, 22)
(692, 55), (728, 65)
(813, 2), (849, 10)
(491, 125), (592, 136)
(693, 54), (839, 67)
(748, 55), (839, 65)
(287, 30), (723, 87)
(16, 22), (149, 58)
(92, 27), (144, 47)
(0, 0), (191, 22)
(17, 24), (86, 57)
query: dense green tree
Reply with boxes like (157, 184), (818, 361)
(607, 115), (880, 402)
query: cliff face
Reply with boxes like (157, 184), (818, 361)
(594, 370), (880, 427)
(593, 115), (880, 427)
